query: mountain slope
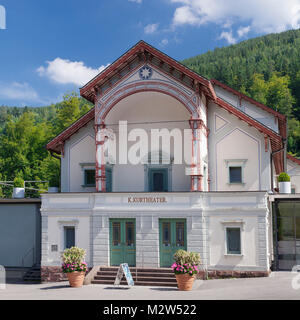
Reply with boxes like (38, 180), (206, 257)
(182, 29), (300, 155)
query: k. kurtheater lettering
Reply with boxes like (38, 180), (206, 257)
(128, 196), (167, 203)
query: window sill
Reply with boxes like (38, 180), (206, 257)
(227, 182), (245, 186)
(224, 253), (243, 257)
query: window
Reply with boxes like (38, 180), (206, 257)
(83, 167), (112, 191)
(225, 159), (247, 185)
(84, 169), (95, 187)
(148, 168), (168, 192)
(292, 187), (296, 194)
(64, 226), (75, 249)
(229, 166), (242, 183)
(226, 227), (241, 254)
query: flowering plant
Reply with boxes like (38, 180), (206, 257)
(62, 262), (87, 273)
(171, 263), (199, 276)
(172, 249), (201, 277)
(61, 246), (87, 273)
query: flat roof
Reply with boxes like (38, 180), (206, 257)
(0, 198), (41, 204)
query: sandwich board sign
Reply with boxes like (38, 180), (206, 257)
(114, 263), (134, 287)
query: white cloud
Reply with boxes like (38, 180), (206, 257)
(237, 25), (251, 38)
(171, 0), (300, 34)
(219, 31), (237, 44)
(160, 38), (169, 46)
(37, 58), (109, 86)
(144, 23), (159, 34)
(129, 0), (142, 3)
(0, 82), (39, 101)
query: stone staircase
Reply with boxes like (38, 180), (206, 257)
(23, 266), (41, 282)
(91, 266), (177, 287)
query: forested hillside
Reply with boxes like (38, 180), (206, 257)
(183, 29), (300, 155)
(0, 93), (92, 197)
(0, 29), (300, 197)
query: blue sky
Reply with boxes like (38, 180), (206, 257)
(0, 0), (299, 107)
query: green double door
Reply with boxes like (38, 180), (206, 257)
(109, 219), (136, 267)
(159, 219), (187, 267)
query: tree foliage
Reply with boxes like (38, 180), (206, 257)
(0, 29), (300, 197)
(0, 92), (92, 197)
(183, 28), (300, 157)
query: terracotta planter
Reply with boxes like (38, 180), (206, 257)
(175, 274), (195, 291)
(67, 271), (85, 288)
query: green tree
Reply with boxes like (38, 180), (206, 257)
(54, 92), (92, 134)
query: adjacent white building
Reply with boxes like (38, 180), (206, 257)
(41, 41), (300, 281)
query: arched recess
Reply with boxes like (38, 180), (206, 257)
(95, 80), (203, 192)
(95, 80), (199, 123)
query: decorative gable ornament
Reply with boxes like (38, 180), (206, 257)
(139, 65), (152, 80)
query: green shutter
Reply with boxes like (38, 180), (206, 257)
(106, 167), (112, 192)
(226, 228), (241, 254)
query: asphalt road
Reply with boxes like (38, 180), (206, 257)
(0, 272), (299, 300)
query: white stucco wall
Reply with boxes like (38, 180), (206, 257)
(41, 191), (270, 271)
(61, 121), (95, 192)
(214, 84), (279, 133)
(104, 91), (192, 192)
(208, 101), (271, 192)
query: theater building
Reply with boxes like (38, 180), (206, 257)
(41, 41), (300, 281)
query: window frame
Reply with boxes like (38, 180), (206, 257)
(225, 227), (242, 255)
(225, 159), (247, 185)
(80, 163), (113, 191)
(221, 220), (244, 256)
(84, 169), (96, 187)
(64, 226), (75, 250)
(58, 219), (79, 253)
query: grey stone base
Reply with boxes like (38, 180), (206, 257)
(41, 266), (92, 283)
(197, 270), (270, 279)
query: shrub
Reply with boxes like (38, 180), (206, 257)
(173, 249), (201, 265)
(13, 177), (24, 188)
(61, 246), (87, 273)
(172, 250), (201, 276)
(278, 172), (290, 182)
(49, 175), (59, 188)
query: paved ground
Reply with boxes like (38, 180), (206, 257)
(1, 272), (300, 300)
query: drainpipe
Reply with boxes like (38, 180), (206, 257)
(50, 150), (61, 160)
(270, 142), (286, 193)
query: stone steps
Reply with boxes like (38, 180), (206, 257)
(91, 266), (177, 287)
(23, 267), (41, 282)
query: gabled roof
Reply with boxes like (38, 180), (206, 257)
(211, 79), (287, 139)
(80, 40), (217, 103)
(46, 108), (95, 154)
(47, 40), (286, 172)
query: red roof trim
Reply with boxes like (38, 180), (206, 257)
(215, 97), (282, 142)
(80, 40), (216, 102)
(287, 153), (300, 166)
(46, 108), (95, 154)
(211, 79), (286, 120)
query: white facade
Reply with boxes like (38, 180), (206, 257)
(41, 191), (270, 272)
(42, 41), (297, 277)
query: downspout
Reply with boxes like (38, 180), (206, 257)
(270, 141), (286, 193)
(50, 150), (61, 160)
(283, 118), (288, 173)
